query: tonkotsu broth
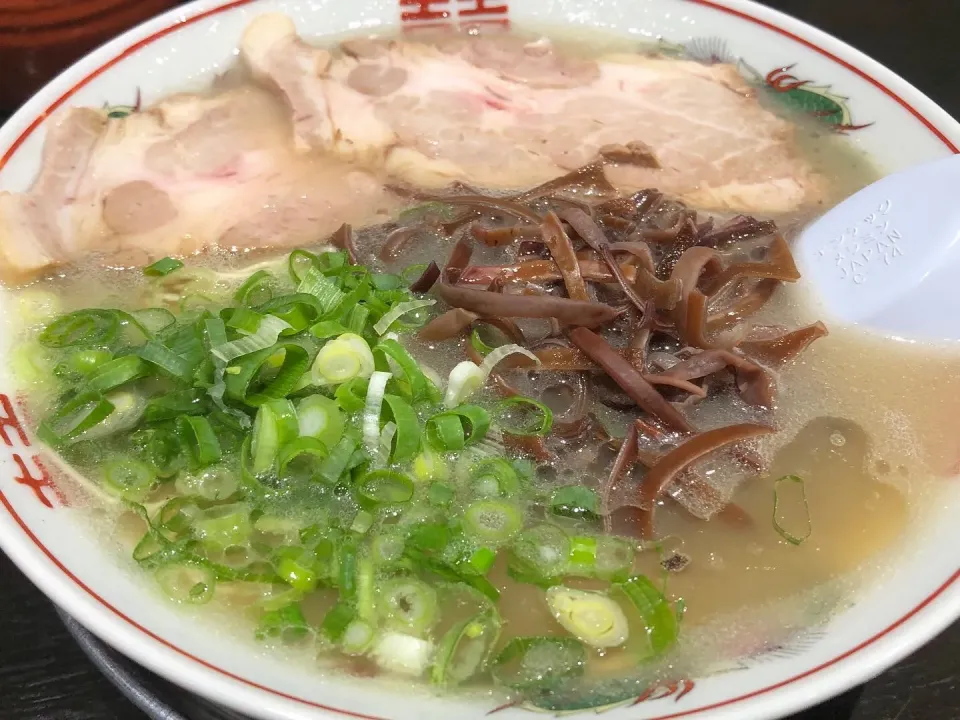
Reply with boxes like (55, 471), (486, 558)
(7, 24), (959, 709)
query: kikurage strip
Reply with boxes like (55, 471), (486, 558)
(434, 283), (620, 328)
(418, 308), (479, 341)
(639, 423), (774, 509)
(541, 211), (589, 301)
(568, 327), (693, 432)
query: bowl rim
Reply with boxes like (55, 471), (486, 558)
(0, 1), (958, 719)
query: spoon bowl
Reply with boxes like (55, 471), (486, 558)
(795, 154), (960, 341)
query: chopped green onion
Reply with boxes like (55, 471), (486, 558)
(298, 265), (344, 314)
(144, 389), (210, 423)
(317, 435), (359, 484)
(341, 619), (376, 655)
(37, 391), (115, 445)
(378, 577), (438, 636)
(462, 546), (497, 575)
(174, 465), (238, 501)
(568, 536), (598, 567)
(443, 361), (485, 408)
(615, 575), (679, 658)
(373, 299), (436, 335)
(463, 499), (523, 544)
(258, 293), (322, 333)
(545, 586), (629, 648)
(343, 304), (370, 334)
(427, 482), (455, 506)
(358, 469), (415, 504)
(321, 601), (356, 643)
(102, 457), (156, 500)
(508, 525), (569, 587)
(411, 446), (448, 484)
(773, 474), (812, 545)
(400, 263), (428, 286)
(432, 609), (501, 687)
(338, 540), (358, 600)
(131, 308), (176, 335)
(138, 341), (196, 382)
(64, 348), (113, 376)
(362, 370), (391, 455)
(407, 523), (450, 553)
(86, 355), (147, 393)
(470, 328), (496, 357)
(381, 394), (419, 463)
(494, 396), (553, 437)
(334, 378), (368, 412)
(155, 562), (215, 604)
(195, 502), (252, 549)
(211, 315), (291, 364)
(204, 318), (228, 349)
(177, 415), (222, 468)
(39, 309), (119, 348)
(479, 343), (540, 378)
(581, 536), (635, 583)
(492, 636), (586, 691)
(288, 249), (319, 284)
(374, 339), (440, 403)
(312, 333), (375, 386)
(278, 436), (328, 477)
(226, 307), (266, 334)
(234, 269), (274, 306)
(371, 273), (401, 291)
(276, 548), (319, 592)
(425, 406), (490, 452)
(144, 257), (185, 277)
(134, 426), (184, 477)
(225, 342), (310, 406)
(550, 485), (600, 521)
(356, 554), (377, 621)
(470, 458), (520, 497)
(350, 509), (374, 535)
(250, 399), (299, 474)
(310, 320), (349, 339)
(256, 602), (311, 643)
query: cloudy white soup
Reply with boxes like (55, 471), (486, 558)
(4, 15), (958, 711)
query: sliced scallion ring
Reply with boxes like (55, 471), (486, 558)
(177, 415), (223, 468)
(378, 577), (438, 636)
(39, 309), (120, 348)
(234, 269), (274, 306)
(773, 474), (812, 545)
(425, 406), (490, 452)
(155, 562), (216, 604)
(463, 499), (523, 544)
(144, 257), (185, 277)
(545, 586), (629, 648)
(312, 333), (375, 386)
(614, 575), (679, 658)
(357, 469), (415, 504)
(492, 636), (586, 691)
(493, 396), (553, 436)
(86, 355), (147, 393)
(432, 609), (502, 688)
(102, 457), (156, 500)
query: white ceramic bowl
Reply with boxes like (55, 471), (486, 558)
(0, 1), (957, 719)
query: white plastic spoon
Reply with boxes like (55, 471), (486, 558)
(794, 153), (960, 342)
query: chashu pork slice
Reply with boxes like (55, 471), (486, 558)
(0, 85), (395, 283)
(241, 13), (824, 214)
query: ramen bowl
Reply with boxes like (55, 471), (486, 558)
(0, 1), (957, 719)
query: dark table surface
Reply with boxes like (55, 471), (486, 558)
(1, 0), (959, 718)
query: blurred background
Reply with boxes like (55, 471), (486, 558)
(0, 0), (957, 718)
